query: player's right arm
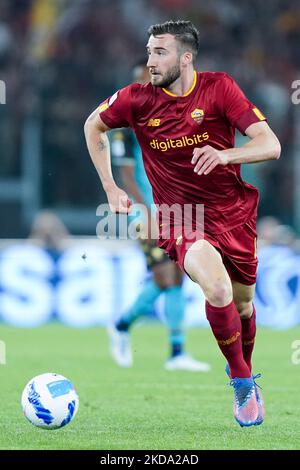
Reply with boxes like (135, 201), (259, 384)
(84, 108), (132, 213)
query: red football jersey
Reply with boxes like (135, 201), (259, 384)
(99, 71), (266, 235)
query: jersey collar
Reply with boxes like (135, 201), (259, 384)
(162, 71), (197, 98)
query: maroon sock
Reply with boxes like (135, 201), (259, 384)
(241, 304), (256, 373)
(206, 300), (250, 378)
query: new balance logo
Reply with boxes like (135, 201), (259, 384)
(147, 118), (161, 127)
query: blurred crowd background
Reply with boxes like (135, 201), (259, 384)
(0, 0), (300, 329)
(0, 0), (300, 237)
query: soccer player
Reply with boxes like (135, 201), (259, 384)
(84, 20), (281, 427)
(108, 61), (210, 372)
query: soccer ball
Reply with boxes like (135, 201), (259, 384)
(21, 373), (79, 429)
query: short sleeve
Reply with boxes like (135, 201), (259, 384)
(98, 85), (134, 129)
(221, 74), (266, 135)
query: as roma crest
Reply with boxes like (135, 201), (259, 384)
(191, 108), (205, 125)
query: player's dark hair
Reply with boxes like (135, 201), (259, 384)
(148, 20), (200, 60)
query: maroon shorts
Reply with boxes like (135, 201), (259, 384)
(158, 218), (258, 286)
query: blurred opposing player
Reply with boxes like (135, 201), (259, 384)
(84, 20), (281, 426)
(108, 62), (210, 372)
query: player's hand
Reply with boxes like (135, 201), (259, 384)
(191, 146), (229, 175)
(106, 185), (133, 214)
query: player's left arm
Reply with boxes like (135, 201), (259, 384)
(192, 73), (281, 175)
(223, 120), (281, 164)
(192, 121), (281, 175)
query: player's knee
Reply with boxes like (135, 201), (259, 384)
(235, 301), (253, 319)
(205, 282), (232, 307)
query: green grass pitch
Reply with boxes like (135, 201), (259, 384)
(0, 323), (299, 450)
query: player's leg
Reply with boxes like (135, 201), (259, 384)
(108, 278), (163, 367)
(232, 281), (256, 373)
(184, 239), (250, 377)
(153, 262), (210, 372)
(217, 217), (263, 425)
(115, 278), (162, 332)
(115, 238), (165, 332)
(108, 278), (163, 364)
(108, 238), (164, 368)
(230, 281), (264, 425)
(153, 261), (185, 358)
(184, 239), (258, 426)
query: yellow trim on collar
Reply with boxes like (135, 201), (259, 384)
(162, 71), (197, 97)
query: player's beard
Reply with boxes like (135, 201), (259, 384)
(151, 61), (181, 88)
